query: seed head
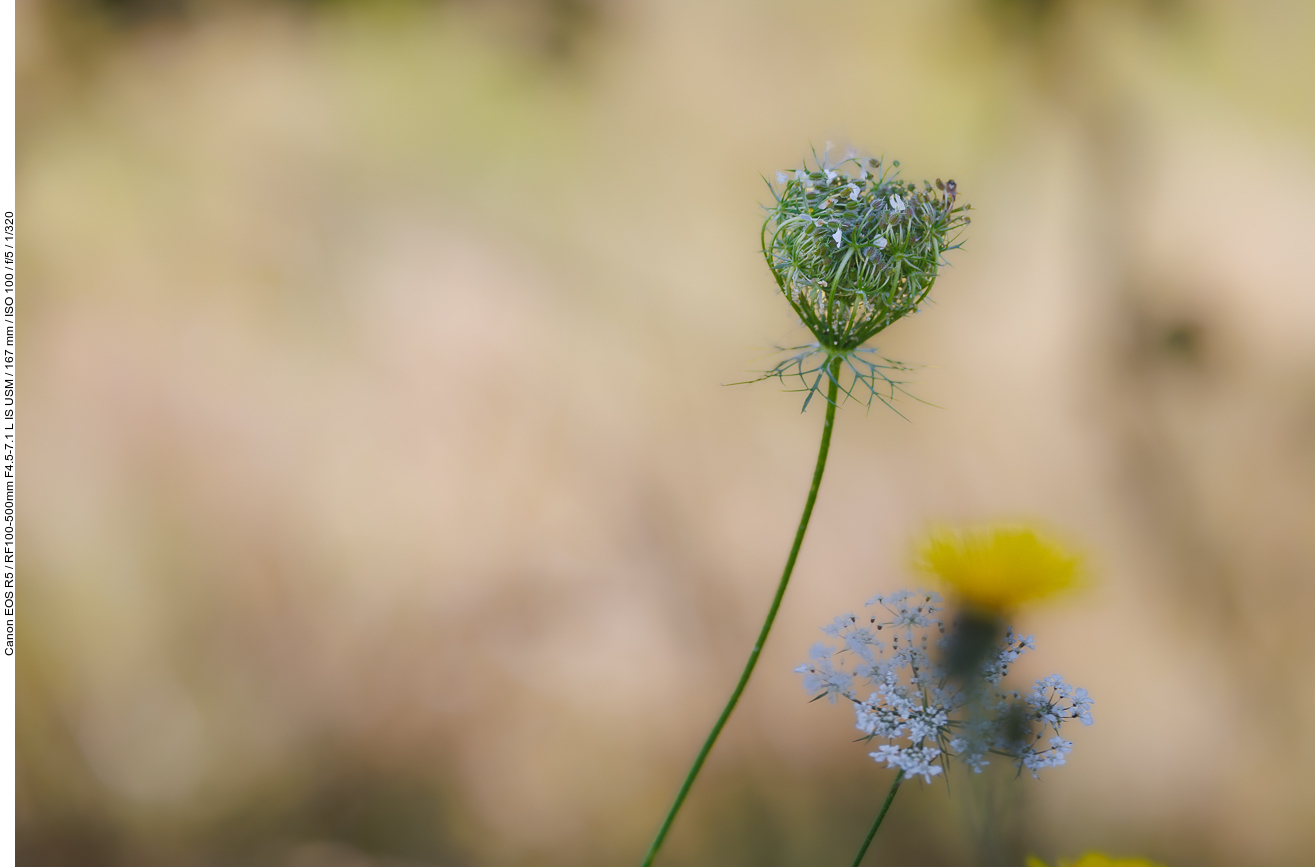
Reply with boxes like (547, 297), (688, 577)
(763, 150), (969, 353)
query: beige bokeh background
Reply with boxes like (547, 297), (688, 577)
(19, 0), (1315, 864)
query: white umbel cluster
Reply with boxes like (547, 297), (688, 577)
(795, 591), (1093, 783)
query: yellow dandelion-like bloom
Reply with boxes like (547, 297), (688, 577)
(1027, 853), (1168, 867)
(915, 525), (1081, 612)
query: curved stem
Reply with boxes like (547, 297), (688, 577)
(641, 358), (842, 867)
(850, 771), (904, 867)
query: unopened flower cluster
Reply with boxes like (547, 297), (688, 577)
(794, 591), (1092, 783)
(763, 154), (970, 353)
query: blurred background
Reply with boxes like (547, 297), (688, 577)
(17, 0), (1315, 864)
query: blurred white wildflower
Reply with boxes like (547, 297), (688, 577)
(794, 591), (1093, 781)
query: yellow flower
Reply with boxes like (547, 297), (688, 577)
(915, 525), (1081, 612)
(1027, 853), (1167, 867)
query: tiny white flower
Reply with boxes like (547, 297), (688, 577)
(808, 641), (834, 661)
(1071, 688), (1095, 725)
(847, 183), (861, 201)
(843, 628), (882, 664)
(776, 171), (790, 185)
(825, 169), (838, 183)
(889, 194), (906, 212)
(832, 228), (843, 247)
(949, 737), (989, 772)
(795, 169), (806, 181)
(795, 650), (853, 703)
(874, 237), (888, 249)
(870, 744), (903, 766)
(871, 744), (944, 784)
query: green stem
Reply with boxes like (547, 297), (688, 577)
(640, 358), (842, 867)
(850, 771), (904, 867)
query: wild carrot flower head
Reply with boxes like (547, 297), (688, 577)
(916, 525), (1082, 614)
(1026, 854), (1167, 867)
(795, 590), (1093, 782)
(763, 150), (970, 353)
(755, 147), (970, 410)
